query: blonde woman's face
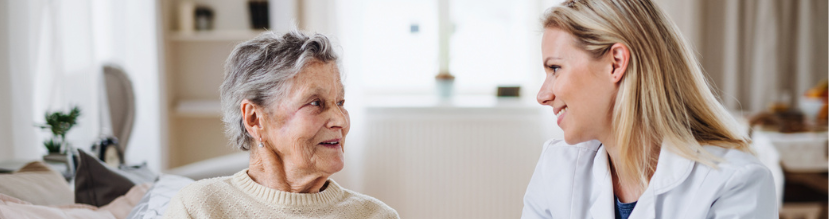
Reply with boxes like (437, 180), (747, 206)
(262, 61), (349, 176)
(538, 28), (617, 145)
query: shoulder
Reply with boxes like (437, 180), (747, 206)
(701, 146), (772, 180)
(165, 176), (234, 219)
(172, 176), (235, 203)
(340, 188), (400, 219)
(687, 146), (779, 217)
(694, 146), (775, 193)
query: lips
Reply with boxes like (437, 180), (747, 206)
(319, 138), (341, 148)
(554, 105), (568, 126)
(554, 105), (568, 117)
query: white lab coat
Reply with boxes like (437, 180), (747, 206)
(522, 139), (778, 219)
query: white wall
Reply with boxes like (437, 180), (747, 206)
(0, 0), (11, 160)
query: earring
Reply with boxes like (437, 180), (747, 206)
(258, 137), (264, 148)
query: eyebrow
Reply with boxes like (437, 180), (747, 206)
(544, 57), (564, 63)
(302, 86), (344, 100)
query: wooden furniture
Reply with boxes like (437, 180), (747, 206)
(159, 0), (265, 168)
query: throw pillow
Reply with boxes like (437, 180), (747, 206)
(0, 161), (74, 206)
(74, 150), (156, 207)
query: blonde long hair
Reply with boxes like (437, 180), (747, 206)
(543, 0), (751, 189)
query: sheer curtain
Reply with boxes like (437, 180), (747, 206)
(0, 0), (80, 161)
(1, 0), (164, 171)
(696, 0), (828, 113)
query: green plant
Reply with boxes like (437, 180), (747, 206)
(43, 138), (61, 153)
(37, 106), (81, 153)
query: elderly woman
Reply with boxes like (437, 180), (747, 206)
(164, 31), (399, 219)
(523, 0), (776, 218)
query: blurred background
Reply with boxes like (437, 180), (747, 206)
(0, 0), (826, 218)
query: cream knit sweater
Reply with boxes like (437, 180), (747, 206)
(163, 169), (399, 219)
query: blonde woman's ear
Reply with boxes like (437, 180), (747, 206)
(609, 43), (630, 84)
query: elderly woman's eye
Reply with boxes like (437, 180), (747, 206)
(310, 100), (321, 106)
(337, 100), (345, 106)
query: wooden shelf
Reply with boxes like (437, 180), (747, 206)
(168, 30), (266, 42)
(174, 100), (222, 118)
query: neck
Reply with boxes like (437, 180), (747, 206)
(247, 146), (329, 193)
(601, 139), (655, 203)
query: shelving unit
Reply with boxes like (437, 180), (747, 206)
(174, 100), (222, 118)
(160, 0), (272, 168)
(168, 30), (265, 42)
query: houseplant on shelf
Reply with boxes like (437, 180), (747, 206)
(38, 106), (81, 160)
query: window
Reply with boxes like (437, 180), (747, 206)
(337, 0), (552, 95)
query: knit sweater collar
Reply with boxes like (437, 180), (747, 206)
(232, 169), (345, 206)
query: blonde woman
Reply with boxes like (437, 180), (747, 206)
(523, 0), (776, 218)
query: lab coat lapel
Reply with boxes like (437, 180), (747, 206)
(587, 145), (614, 219)
(627, 142), (695, 219)
(627, 185), (656, 219)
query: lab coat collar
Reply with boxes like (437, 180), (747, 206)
(588, 142), (614, 219)
(588, 141), (695, 219)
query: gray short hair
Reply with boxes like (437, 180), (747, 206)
(220, 31), (339, 150)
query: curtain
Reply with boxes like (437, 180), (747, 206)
(698, 0), (828, 113)
(2, 0), (163, 171)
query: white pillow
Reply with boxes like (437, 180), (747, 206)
(125, 174), (194, 219)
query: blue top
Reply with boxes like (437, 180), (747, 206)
(614, 196), (637, 219)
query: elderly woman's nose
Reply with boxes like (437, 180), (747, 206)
(537, 79), (556, 105)
(326, 108), (348, 129)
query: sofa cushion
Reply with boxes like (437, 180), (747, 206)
(0, 183), (151, 219)
(0, 161), (74, 206)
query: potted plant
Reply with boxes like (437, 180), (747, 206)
(37, 106), (81, 158)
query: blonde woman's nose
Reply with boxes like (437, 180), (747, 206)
(537, 79), (556, 105)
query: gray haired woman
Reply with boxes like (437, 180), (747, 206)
(164, 31), (399, 219)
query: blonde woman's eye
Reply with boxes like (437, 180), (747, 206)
(549, 65), (561, 73)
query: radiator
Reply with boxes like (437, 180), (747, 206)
(356, 104), (557, 219)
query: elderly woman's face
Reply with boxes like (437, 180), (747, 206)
(263, 61), (349, 175)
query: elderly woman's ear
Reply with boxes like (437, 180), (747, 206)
(240, 99), (265, 142)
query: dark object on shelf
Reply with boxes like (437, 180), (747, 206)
(497, 86), (521, 97)
(91, 136), (124, 168)
(195, 5), (214, 31)
(248, 0), (269, 29)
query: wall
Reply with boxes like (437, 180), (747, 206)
(0, 0), (11, 160)
(356, 104), (559, 218)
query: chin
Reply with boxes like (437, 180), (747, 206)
(320, 156), (345, 174)
(323, 162), (344, 175)
(562, 131), (588, 145)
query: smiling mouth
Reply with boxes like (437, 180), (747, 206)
(319, 139), (341, 148)
(555, 106), (569, 116)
